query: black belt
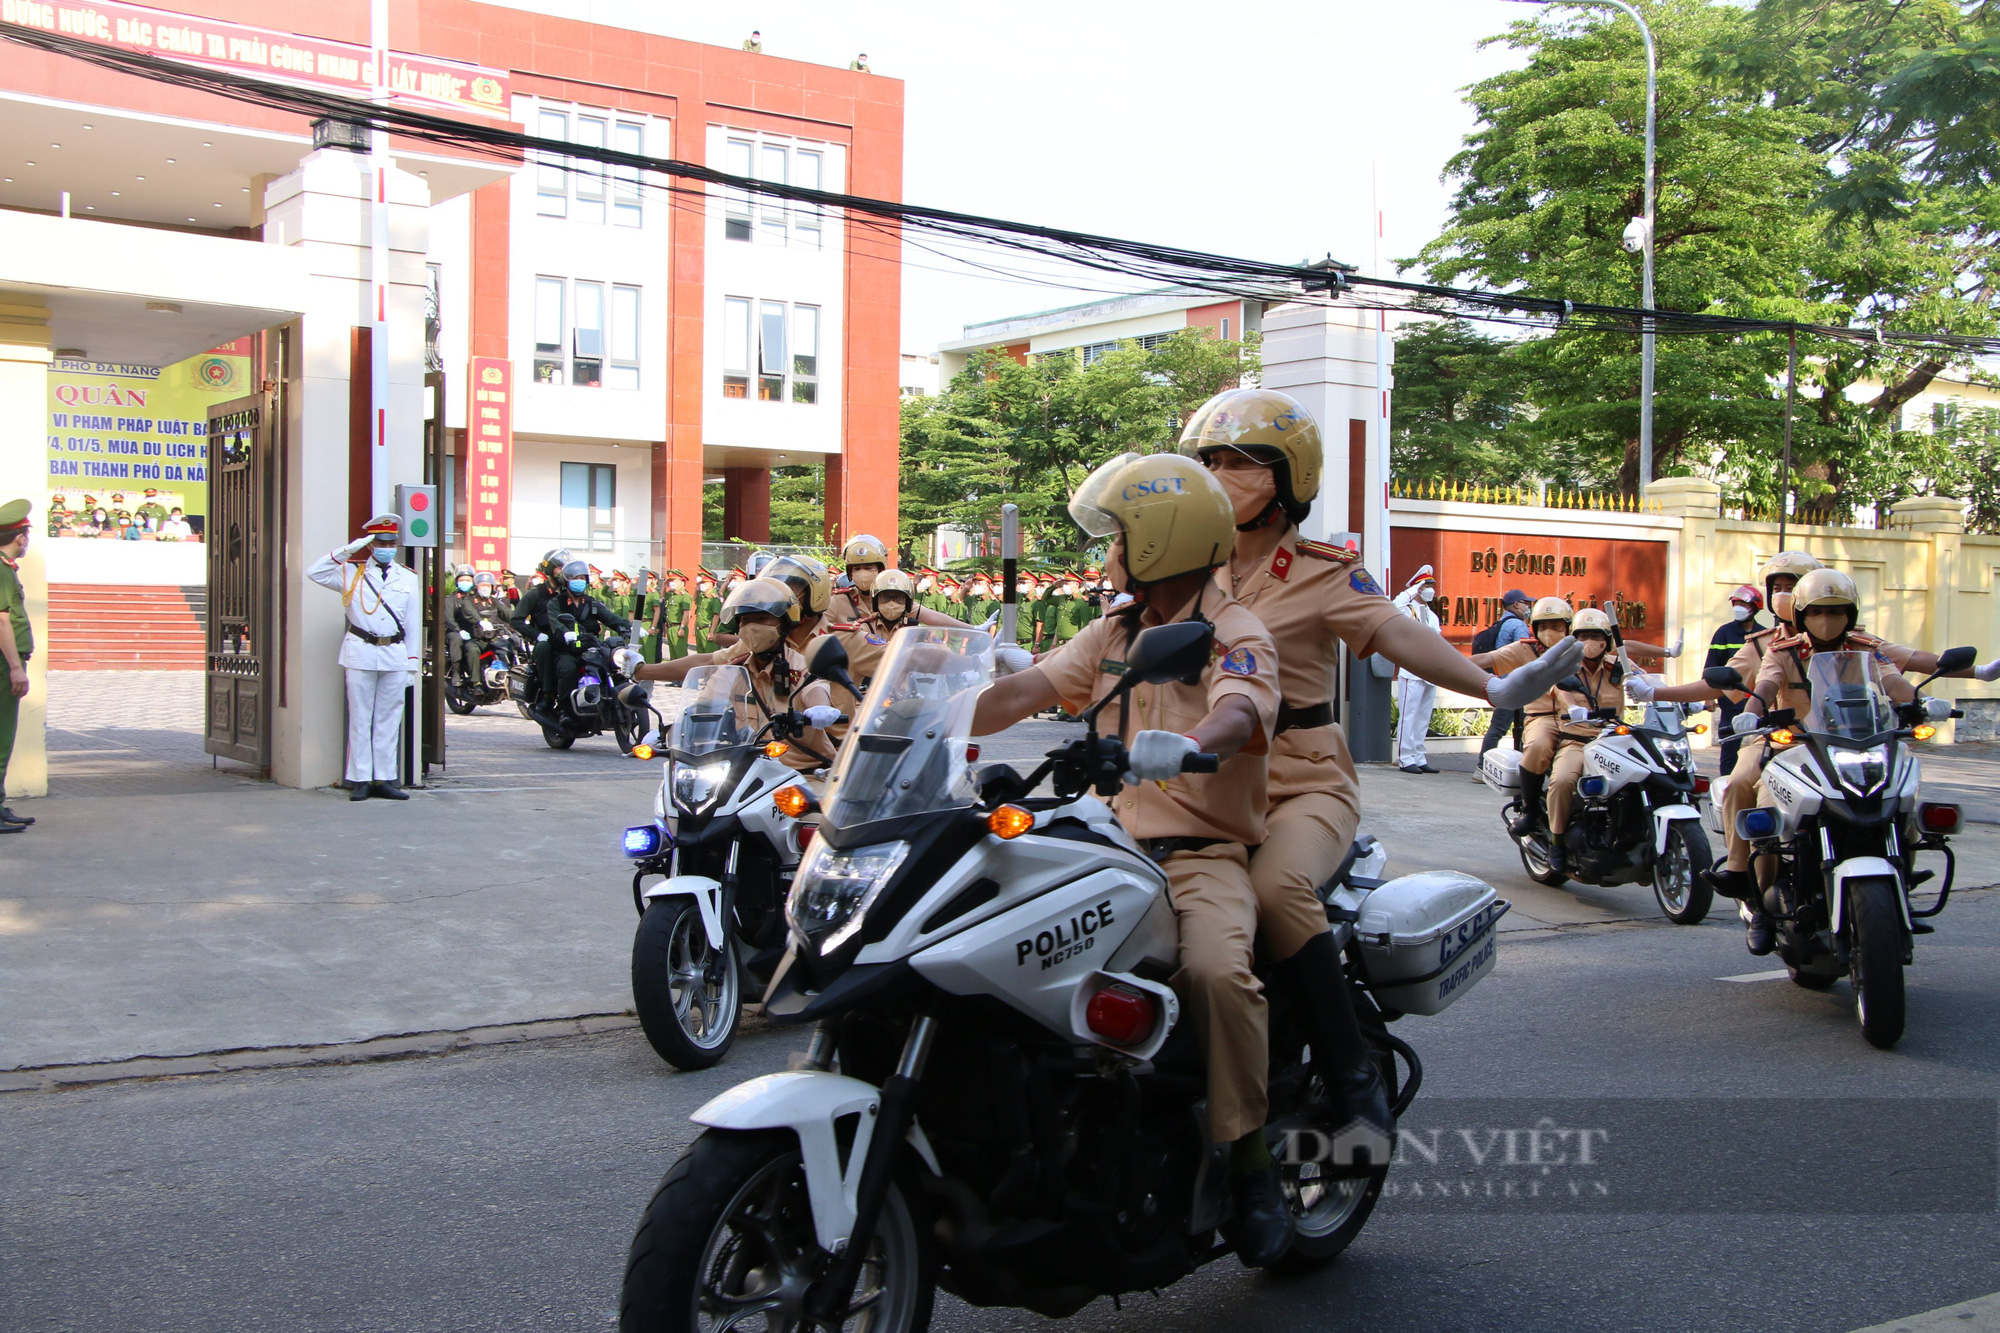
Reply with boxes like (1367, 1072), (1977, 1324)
(346, 624), (403, 646)
(1276, 700), (1334, 735)
(1145, 836), (1230, 862)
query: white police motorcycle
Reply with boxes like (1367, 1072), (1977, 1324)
(620, 640), (859, 1070)
(1713, 648), (1969, 1048)
(618, 624), (1508, 1332)
(1481, 670), (1714, 924)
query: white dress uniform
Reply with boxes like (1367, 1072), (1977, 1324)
(1392, 566), (1442, 769)
(308, 543), (423, 785)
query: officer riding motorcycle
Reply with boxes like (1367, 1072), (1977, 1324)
(512, 556), (645, 749)
(445, 568), (522, 712)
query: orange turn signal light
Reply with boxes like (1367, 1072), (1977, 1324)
(1771, 728), (1796, 746)
(630, 743), (655, 760)
(1614, 725), (1631, 735)
(764, 741), (791, 759)
(1913, 723), (1938, 741)
(987, 804), (1035, 840)
(772, 784), (810, 818)
(1692, 723), (1708, 735)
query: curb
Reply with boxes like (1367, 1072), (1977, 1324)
(0, 1011), (651, 1093)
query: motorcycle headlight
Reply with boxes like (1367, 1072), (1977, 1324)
(671, 759), (731, 812)
(1831, 746), (1889, 797)
(787, 839), (910, 954)
(1657, 737), (1691, 772)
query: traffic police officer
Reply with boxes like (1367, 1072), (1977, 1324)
(1708, 584), (1765, 773)
(307, 514), (421, 801)
(1181, 388), (1580, 1143)
(1476, 596), (1577, 836)
(970, 451), (1295, 1266)
(829, 533), (891, 623)
(1539, 607), (1626, 874)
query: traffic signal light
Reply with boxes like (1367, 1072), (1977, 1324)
(394, 483), (438, 547)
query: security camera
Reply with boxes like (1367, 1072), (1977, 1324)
(1620, 216), (1650, 254)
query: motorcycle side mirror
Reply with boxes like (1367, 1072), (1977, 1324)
(803, 634), (862, 700)
(1124, 621), (1214, 687)
(1702, 665), (1746, 693)
(1934, 645), (1977, 676)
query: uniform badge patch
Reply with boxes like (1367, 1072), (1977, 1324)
(1219, 646), (1257, 677)
(1349, 567), (1384, 597)
(1270, 547), (1294, 582)
(865, 634), (886, 645)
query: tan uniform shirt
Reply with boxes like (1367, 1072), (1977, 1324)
(710, 639), (834, 771)
(1486, 637), (1559, 717)
(1034, 589), (1279, 846)
(824, 615), (902, 684)
(1728, 625), (1914, 702)
(1213, 528), (1402, 803)
(1754, 635), (1914, 717)
(1552, 659), (1625, 740)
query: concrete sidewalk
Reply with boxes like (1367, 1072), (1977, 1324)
(7, 671), (1999, 1071)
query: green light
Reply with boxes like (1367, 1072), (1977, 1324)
(409, 517), (430, 538)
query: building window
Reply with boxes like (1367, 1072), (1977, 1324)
(721, 131), (833, 247)
(534, 277), (565, 383)
(723, 297), (750, 398)
(1220, 316), (1231, 341)
(535, 277), (641, 389)
(1078, 332), (1175, 366)
(537, 109), (568, 217)
(560, 461), (617, 549)
(723, 297), (821, 404)
(537, 101), (645, 226)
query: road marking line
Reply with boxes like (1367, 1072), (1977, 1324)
(1847, 1290), (2000, 1333)
(1717, 969), (1791, 983)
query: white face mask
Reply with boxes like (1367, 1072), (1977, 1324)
(1417, 586), (1435, 603)
(1732, 604), (1752, 622)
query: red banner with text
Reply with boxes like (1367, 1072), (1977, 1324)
(1392, 529), (1668, 651)
(467, 357), (512, 574)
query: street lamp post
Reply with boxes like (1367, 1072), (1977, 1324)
(1513, 0), (1657, 488)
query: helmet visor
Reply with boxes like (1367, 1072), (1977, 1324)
(1067, 452), (1143, 538)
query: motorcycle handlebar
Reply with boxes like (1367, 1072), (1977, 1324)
(1181, 752), (1220, 774)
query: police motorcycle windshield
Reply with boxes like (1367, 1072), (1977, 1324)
(820, 625), (995, 837)
(1805, 651), (1896, 740)
(670, 665), (758, 759)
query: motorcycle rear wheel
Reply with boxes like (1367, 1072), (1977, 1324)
(1518, 838), (1568, 888)
(1652, 822), (1714, 925)
(1849, 876), (1907, 1049)
(445, 680), (477, 715)
(620, 1129), (933, 1333)
(542, 726), (575, 750)
(633, 898), (740, 1070)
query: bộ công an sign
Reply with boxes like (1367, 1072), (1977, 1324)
(1392, 530), (1668, 650)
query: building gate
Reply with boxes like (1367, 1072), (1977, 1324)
(203, 394), (275, 770)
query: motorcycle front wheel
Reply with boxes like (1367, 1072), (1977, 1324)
(542, 726), (575, 750)
(1652, 822), (1714, 925)
(1518, 838), (1568, 887)
(445, 679), (477, 715)
(620, 1129), (934, 1333)
(1849, 876), (1907, 1049)
(633, 897), (740, 1070)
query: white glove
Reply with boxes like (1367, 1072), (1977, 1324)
(1124, 730), (1200, 783)
(612, 646), (643, 676)
(564, 630), (580, 645)
(536, 633), (549, 643)
(479, 619), (493, 632)
(1624, 673), (1657, 702)
(1484, 635), (1586, 710)
(994, 645), (1034, 676)
(340, 535), (372, 558)
(1567, 706), (1590, 723)
(459, 630), (471, 641)
(801, 704), (843, 729)
(1925, 697), (1953, 720)
(1732, 712), (1758, 735)
(1974, 658), (2000, 683)
(1663, 629), (1685, 659)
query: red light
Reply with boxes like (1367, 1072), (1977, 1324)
(1919, 803), (1961, 834)
(1693, 776), (1711, 794)
(796, 824), (816, 852)
(965, 744), (981, 763)
(1085, 983), (1157, 1045)
(409, 491), (429, 511)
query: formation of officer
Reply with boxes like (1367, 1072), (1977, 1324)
(307, 514), (422, 801)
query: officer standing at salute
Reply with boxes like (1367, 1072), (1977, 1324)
(307, 514), (422, 801)
(1181, 389), (1581, 1157)
(970, 451), (1295, 1265)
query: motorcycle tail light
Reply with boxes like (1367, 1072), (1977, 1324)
(1693, 776), (1711, 794)
(1919, 802), (1962, 834)
(796, 824), (816, 852)
(1085, 984), (1158, 1045)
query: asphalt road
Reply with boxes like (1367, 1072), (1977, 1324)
(8, 887), (1997, 1333)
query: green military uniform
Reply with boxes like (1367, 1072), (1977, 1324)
(650, 572), (693, 663)
(692, 587), (723, 653)
(1034, 589), (1066, 651)
(0, 498), (33, 806)
(1057, 589), (1098, 644)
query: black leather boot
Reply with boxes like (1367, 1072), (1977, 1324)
(1705, 866), (1758, 900)
(1744, 912), (1776, 955)
(1275, 933), (1392, 1143)
(347, 781), (370, 802)
(1225, 1162), (1294, 1268)
(1548, 837), (1569, 874)
(1508, 771), (1546, 837)
(370, 781), (410, 801)
(0, 805), (34, 826)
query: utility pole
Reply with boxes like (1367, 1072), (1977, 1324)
(1779, 323), (1796, 549)
(369, 0), (391, 516)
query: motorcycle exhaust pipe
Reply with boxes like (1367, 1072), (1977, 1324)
(572, 683), (603, 712)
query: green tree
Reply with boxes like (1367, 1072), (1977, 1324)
(1389, 319), (1535, 484)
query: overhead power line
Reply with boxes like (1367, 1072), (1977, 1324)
(7, 20), (1998, 356)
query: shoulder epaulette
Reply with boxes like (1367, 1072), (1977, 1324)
(1297, 539), (1358, 563)
(826, 622), (861, 632)
(1744, 627), (1776, 642)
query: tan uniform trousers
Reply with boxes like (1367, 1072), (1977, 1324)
(1519, 713), (1560, 775)
(1162, 842), (1267, 1144)
(1248, 790), (1353, 963)
(1545, 737), (1588, 833)
(1721, 743), (1771, 873)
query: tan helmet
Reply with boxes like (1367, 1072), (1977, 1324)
(765, 552), (833, 615)
(1529, 596), (1574, 627)
(719, 576), (801, 632)
(871, 568), (917, 612)
(841, 534), (889, 568)
(1759, 550), (1822, 597)
(1791, 567), (1859, 637)
(1068, 451), (1235, 584)
(1571, 607), (1614, 636)
(1177, 387), (1323, 517)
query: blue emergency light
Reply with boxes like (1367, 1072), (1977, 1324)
(623, 825), (666, 858)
